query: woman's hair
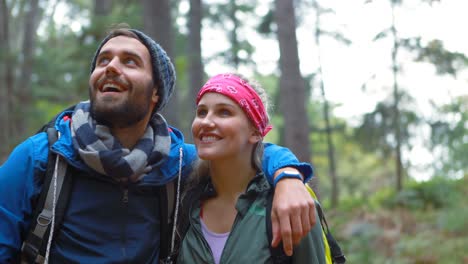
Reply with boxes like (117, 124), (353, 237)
(235, 73), (271, 172)
(185, 74), (271, 191)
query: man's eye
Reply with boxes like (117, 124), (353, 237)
(124, 58), (137, 65)
(97, 57), (110, 66)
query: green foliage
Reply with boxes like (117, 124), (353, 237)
(257, 9), (274, 35)
(204, 1), (257, 69)
(397, 230), (468, 264)
(429, 96), (468, 177)
(395, 230), (441, 263)
(341, 224), (386, 264)
(372, 177), (463, 210)
(437, 204), (468, 234)
(34, 28), (90, 102)
(354, 92), (420, 158)
(415, 40), (468, 77)
(368, 187), (397, 209)
(32, 100), (73, 129)
(336, 196), (367, 212)
(332, 176), (467, 263)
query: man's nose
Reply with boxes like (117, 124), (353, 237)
(105, 57), (122, 76)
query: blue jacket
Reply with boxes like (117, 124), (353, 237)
(0, 111), (313, 264)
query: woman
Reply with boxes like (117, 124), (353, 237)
(176, 73), (326, 263)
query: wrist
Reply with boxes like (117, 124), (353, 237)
(273, 171), (303, 187)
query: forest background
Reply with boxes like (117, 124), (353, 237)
(1, 0), (466, 263)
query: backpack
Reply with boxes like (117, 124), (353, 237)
(266, 184), (346, 264)
(20, 111), (181, 264)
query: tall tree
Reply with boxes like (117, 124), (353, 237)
(187, 0), (204, 110)
(354, 93), (420, 180)
(141, 0), (180, 129)
(227, 0), (240, 69)
(0, 0), (11, 160)
(94, 0), (112, 15)
(389, 0), (404, 192)
(371, 0), (414, 191)
(93, 0), (112, 40)
(205, 1), (255, 70)
(274, 0), (313, 185)
(12, 0), (41, 139)
(367, 0), (466, 186)
(310, 0), (350, 207)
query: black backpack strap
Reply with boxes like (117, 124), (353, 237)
(158, 180), (174, 263)
(21, 127), (72, 263)
(315, 203), (346, 264)
(266, 189), (292, 264)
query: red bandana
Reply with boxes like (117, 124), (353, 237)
(196, 73), (273, 137)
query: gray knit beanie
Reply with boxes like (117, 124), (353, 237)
(90, 29), (176, 112)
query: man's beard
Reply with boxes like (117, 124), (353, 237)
(90, 87), (154, 129)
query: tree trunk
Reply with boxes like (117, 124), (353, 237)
(391, 2), (404, 192)
(93, 0), (112, 40)
(0, 0), (11, 160)
(187, 0), (204, 138)
(14, 0), (40, 139)
(228, 0), (240, 69)
(274, 0), (314, 188)
(94, 0), (112, 15)
(313, 2), (339, 207)
(141, 0), (180, 130)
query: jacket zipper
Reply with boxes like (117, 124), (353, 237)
(191, 202), (241, 264)
(122, 188), (129, 203)
(217, 213), (240, 263)
(121, 187), (129, 263)
(189, 204), (217, 264)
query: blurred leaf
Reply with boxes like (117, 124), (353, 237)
(373, 28), (391, 41)
(321, 31), (352, 45)
(258, 9), (274, 35)
(414, 39), (468, 77)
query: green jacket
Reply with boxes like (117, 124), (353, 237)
(177, 174), (326, 264)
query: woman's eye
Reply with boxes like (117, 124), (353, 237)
(196, 109), (207, 117)
(219, 109), (231, 116)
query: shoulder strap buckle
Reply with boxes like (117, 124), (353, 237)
(37, 211), (52, 227)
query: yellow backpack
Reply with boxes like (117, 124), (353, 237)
(266, 183), (346, 263)
(306, 184), (346, 264)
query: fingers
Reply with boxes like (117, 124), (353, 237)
(302, 197), (317, 236)
(271, 211), (281, 248)
(278, 210), (293, 256)
(300, 202), (311, 239)
(289, 208), (303, 246)
(271, 178), (318, 256)
(309, 200), (317, 228)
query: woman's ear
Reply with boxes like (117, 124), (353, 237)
(249, 130), (262, 144)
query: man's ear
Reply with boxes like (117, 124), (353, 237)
(152, 88), (159, 104)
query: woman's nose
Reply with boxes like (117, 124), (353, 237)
(200, 114), (215, 127)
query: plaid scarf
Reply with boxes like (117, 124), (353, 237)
(71, 101), (171, 182)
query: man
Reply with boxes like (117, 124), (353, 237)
(0, 27), (315, 263)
